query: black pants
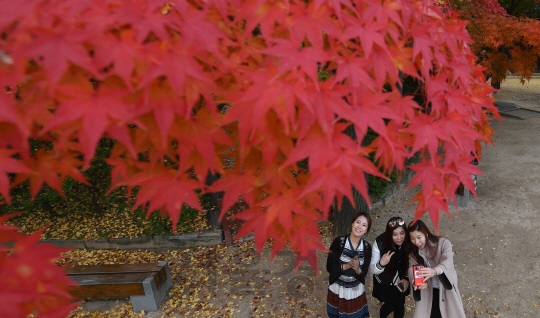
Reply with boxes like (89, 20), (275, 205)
(430, 288), (442, 318)
(379, 286), (405, 318)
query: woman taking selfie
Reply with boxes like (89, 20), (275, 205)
(370, 217), (411, 318)
(326, 211), (372, 318)
(407, 220), (466, 318)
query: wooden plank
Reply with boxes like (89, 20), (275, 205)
(69, 282), (145, 298)
(68, 272), (154, 297)
(69, 272), (154, 285)
(68, 263), (160, 275)
(153, 267), (167, 290)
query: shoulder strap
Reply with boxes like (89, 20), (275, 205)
(375, 234), (384, 252)
(340, 236), (346, 250)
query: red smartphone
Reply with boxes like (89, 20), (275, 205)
(413, 265), (424, 287)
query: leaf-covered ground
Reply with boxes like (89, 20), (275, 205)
(52, 221), (417, 318)
(58, 223), (338, 318)
(3, 208), (209, 240)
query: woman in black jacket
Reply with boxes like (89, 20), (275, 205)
(369, 217), (411, 318)
(326, 211), (372, 318)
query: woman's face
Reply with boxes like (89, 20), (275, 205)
(409, 230), (426, 250)
(351, 215), (369, 239)
(392, 226), (406, 246)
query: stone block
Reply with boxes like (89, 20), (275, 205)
(196, 230), (223, 246)
(130, 262), (173, 312)
(85, 239), (112, 250)
(153, 233), (198, 248)
(41, 239), (86, 249)
(109, 237), (154, 249)
(236, 233), (254, 243)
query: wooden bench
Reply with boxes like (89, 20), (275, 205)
(67, 262), (173, 312)
(217, 199), (249, 246)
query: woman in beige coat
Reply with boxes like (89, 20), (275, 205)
(407, 220), (466, 318)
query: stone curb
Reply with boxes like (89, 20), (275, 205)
(38, 230), (223, 250)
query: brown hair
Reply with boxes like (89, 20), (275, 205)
(407, 219), (439, 266)
(382, 217), (410, 277)
(351, 211), (372, 233)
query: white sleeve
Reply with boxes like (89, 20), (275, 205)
(369, 240), (384, 275)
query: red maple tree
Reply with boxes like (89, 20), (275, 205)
(454, 0), (540, 86)
(0, 0), (499, 315)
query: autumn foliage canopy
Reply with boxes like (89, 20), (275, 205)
(0, 0), (500, 315)
(455, 0), (540, 84)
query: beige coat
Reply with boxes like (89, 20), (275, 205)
(408, 238), (466, 318)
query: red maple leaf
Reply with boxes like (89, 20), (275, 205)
(140, 40), (217, 111)
(12, 148), (88, 200)
(93, 30), (144, 89)
(18, 26), (96, 85)
(126, 170), (203, 231)
(403, 114), (453, 157)
(282, 2), (341, 49)
(0, 150), (32, 203)
(112, 0), (179, 43)
(0, 216), (77, 318)
(44, 80), (135, 166)
(211, 171), (257, 216)
(342, 21), (388, 58)
(407, 156), (446, 198)
(0, 0), (40, 28)
(261, 39), (330, 86)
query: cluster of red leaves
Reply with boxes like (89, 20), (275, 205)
(0, 0), (497, 269)
(0, 214), (77, 318)
(454, 0), (540, 83)
(473, 0), (508, 15)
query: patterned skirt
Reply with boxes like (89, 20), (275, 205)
(327, 275), (370, 318)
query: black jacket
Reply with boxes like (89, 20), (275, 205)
(326, 235), (372, 286)
(372, 233), (410, 303)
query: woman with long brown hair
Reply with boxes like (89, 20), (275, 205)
(370, 217), (411, 318)
(407, 220), (466, 318)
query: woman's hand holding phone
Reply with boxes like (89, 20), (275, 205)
(418, 267), (436, 279)
(397, 279), (409, 293)
(413, 265), (425, 290)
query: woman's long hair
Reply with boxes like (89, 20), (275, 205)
(407, 219), (439, 266)
(381, 217), (410, 277)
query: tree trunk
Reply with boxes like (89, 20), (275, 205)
(332, 186), (369, 237)
(89, 185), (103, 216)
(205, 171), (223, 230)
(491, 80), (501, 90)
(332, 124), (369, 237)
